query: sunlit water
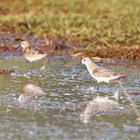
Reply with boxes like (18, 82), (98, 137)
(0, 56), (140, 140)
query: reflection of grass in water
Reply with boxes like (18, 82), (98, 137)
(0, 0), (140, 51)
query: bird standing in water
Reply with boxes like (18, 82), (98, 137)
(18, 40), (47, 74)
(19, 41), (47, 62)
(81, 57), (126, 90)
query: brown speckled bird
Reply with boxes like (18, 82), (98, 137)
(20, 41), (47, 62)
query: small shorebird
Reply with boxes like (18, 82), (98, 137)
(18, 84), (46, 104)
(19, 41), (47, 62)
(81, 57), (126, 90)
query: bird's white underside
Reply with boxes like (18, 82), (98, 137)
(25, 54), (47, 62)
(91, 73), (121, 83)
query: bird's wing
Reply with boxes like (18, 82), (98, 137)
(34, 47), (44, 54)
(26, 47), (45, 55)
(93, 66), (119, 77)
(25, 48), (42, 56)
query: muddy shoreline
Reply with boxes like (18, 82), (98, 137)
(0, 32), (140, 62)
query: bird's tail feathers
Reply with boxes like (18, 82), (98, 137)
(118, 73), (127, 79)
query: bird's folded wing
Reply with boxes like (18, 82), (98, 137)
(93, 67), (119, 77)
(26, 48), (45, 55)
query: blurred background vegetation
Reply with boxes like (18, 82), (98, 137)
(0, 0), (140, 59)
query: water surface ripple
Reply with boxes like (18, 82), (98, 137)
(0, 57), (140, 140)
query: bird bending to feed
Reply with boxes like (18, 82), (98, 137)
(81, 57), (126, 90)
(19, 40), (47, 62)
(18, 84), (46, 104)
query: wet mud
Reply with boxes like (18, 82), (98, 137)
(0, 32), (140, 75)
(0, 32), (139, 60)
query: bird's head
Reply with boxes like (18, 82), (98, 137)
(81, 57), (92, 65)
(20, 41), (30, 51)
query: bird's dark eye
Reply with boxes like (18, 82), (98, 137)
(83, 59), (85, 61)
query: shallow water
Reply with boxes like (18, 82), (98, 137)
(0, 57), (140, 140)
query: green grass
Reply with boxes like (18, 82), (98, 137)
(0, 0), (140, 49)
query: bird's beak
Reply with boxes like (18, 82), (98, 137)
(16, 45), (23, 51)
(16, 45), (20, 49)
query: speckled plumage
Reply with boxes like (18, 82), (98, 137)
(20, 41), (47, 62)
(82, 57), (126, 83)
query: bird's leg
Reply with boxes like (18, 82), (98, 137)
(108, 83), (112, 92)
(37, 61), (40, 71)
(39, 59), (47, 72)
(96, 83), (99, 92)
(30, 62), (33, 75)
(34, 61), (42, 73)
